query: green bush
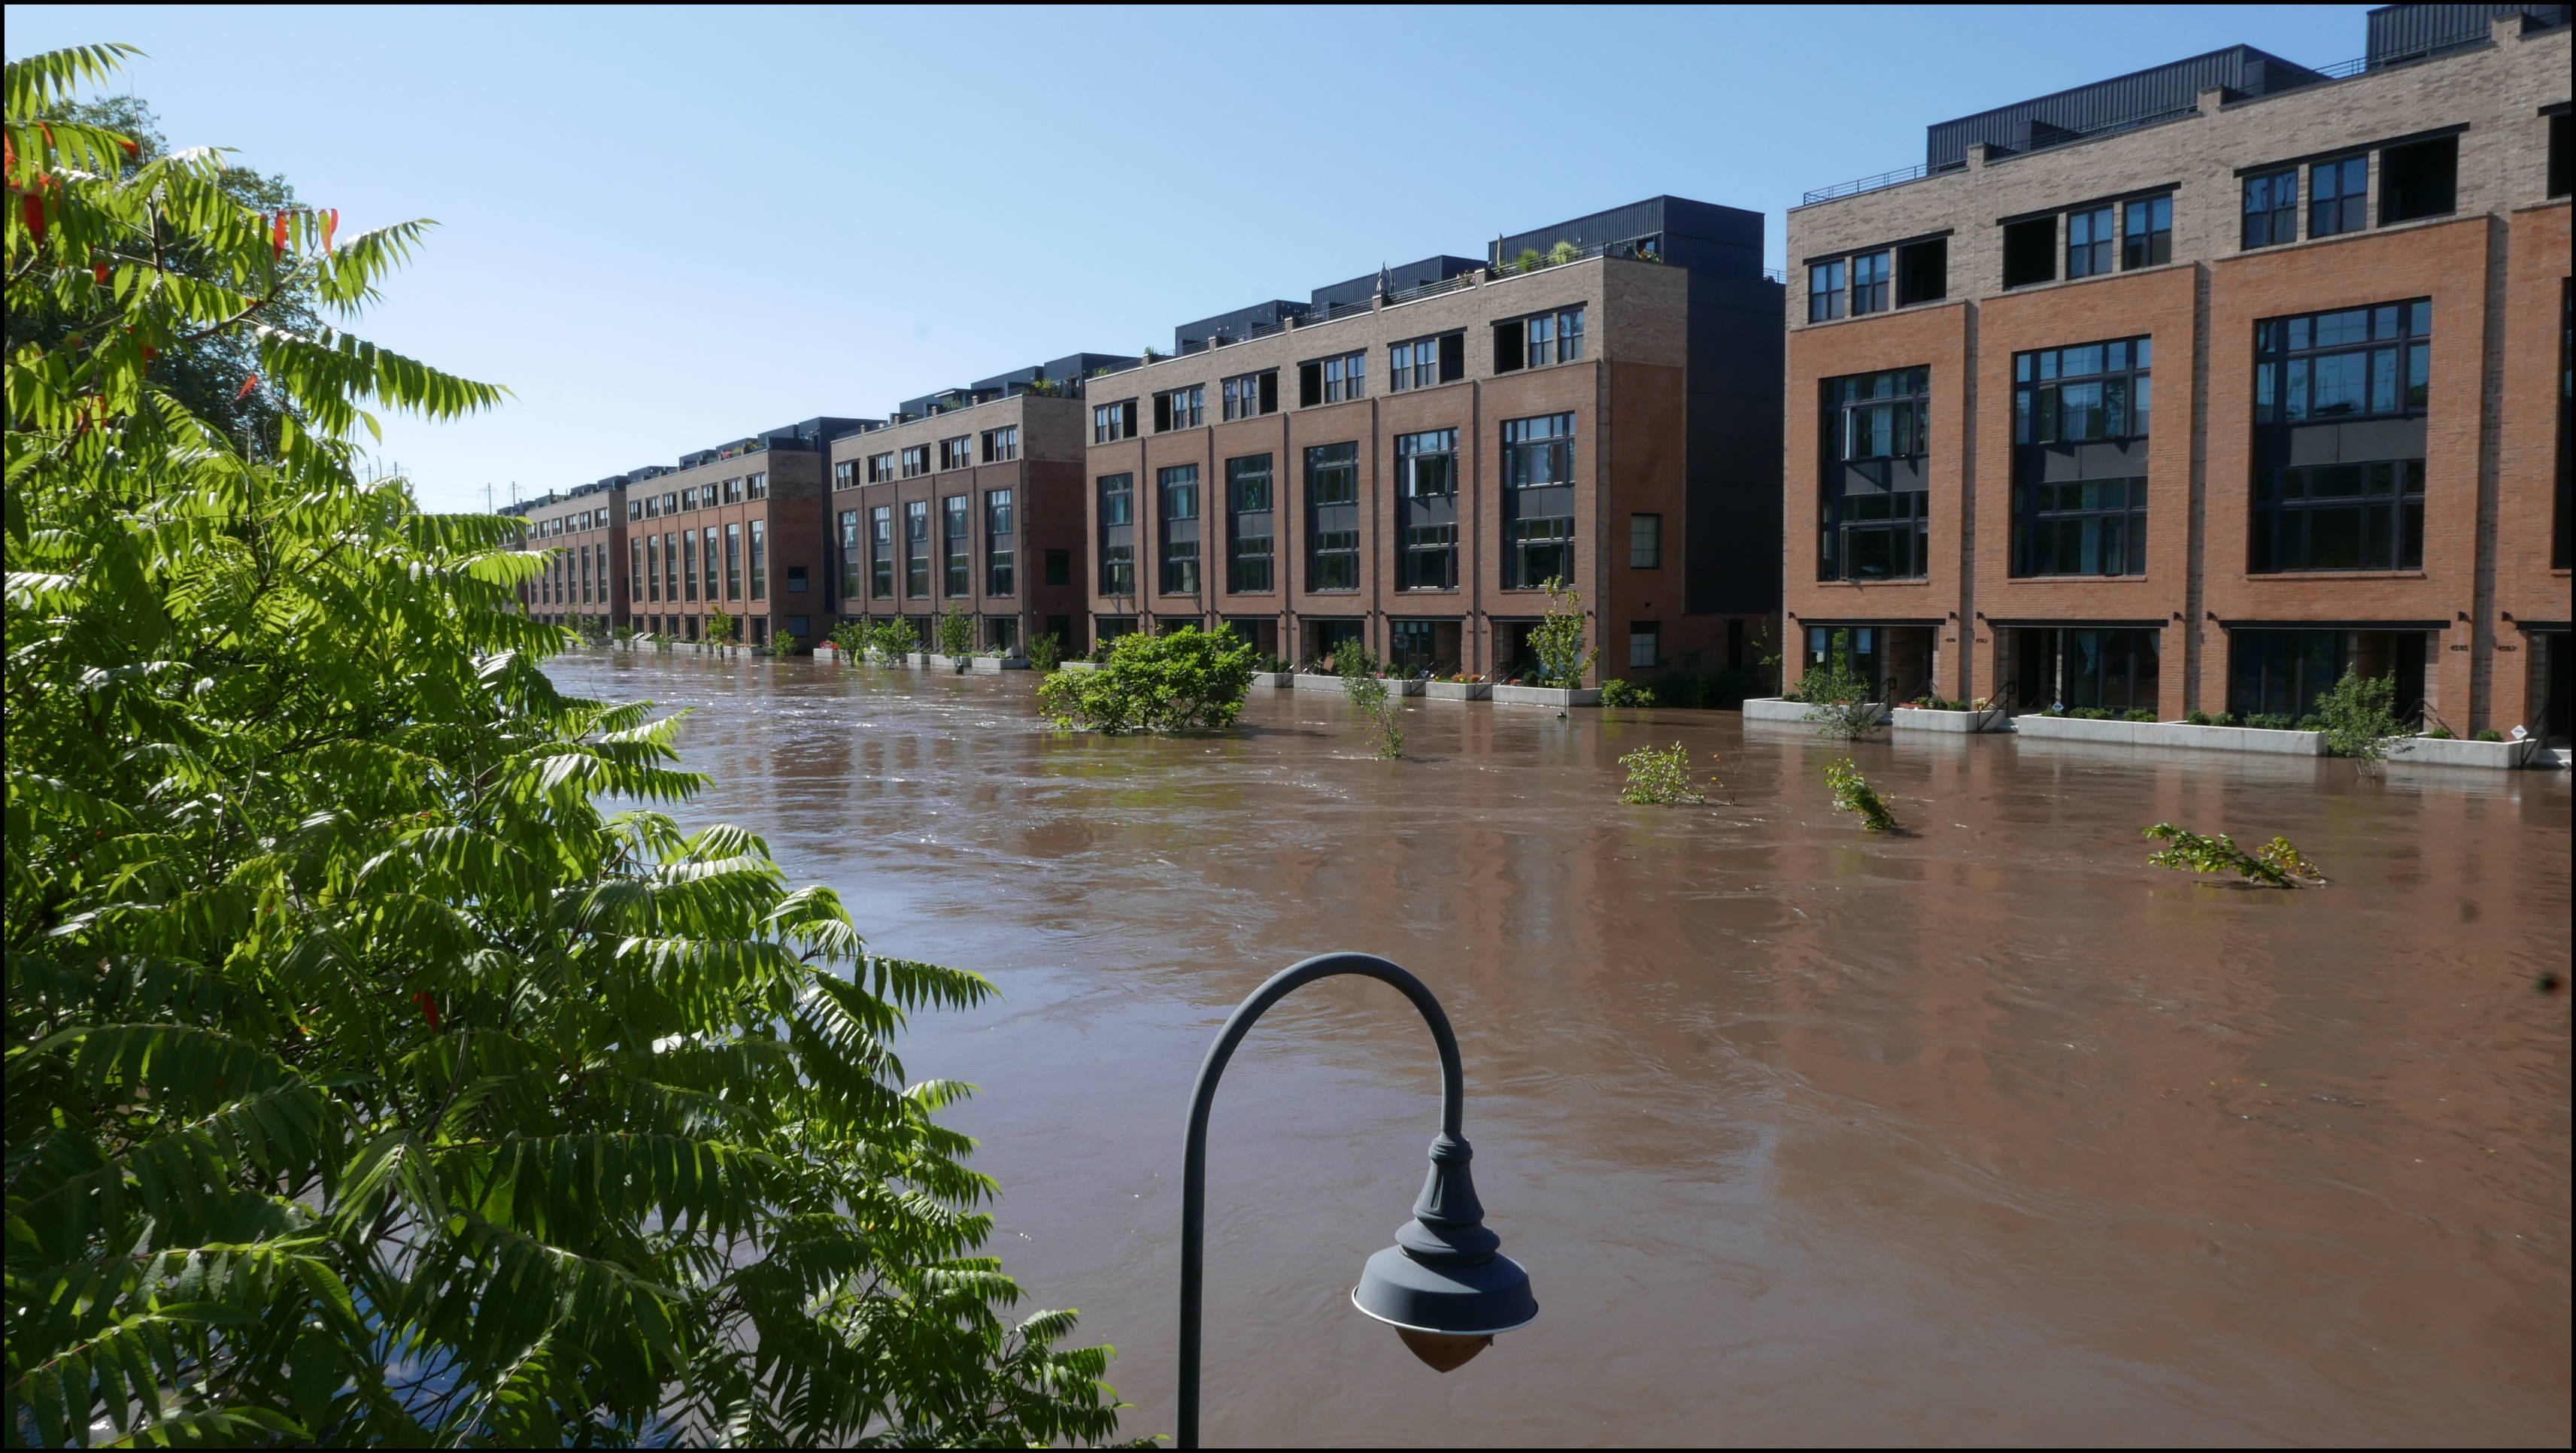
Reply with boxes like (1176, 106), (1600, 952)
(707, 606), (737, 645)
(1797, 631), (1884, 741)
(863, 617), (919, 662)
(1823, 757), (1898, 832)
(2474, 727), (2505, 742)
(1526, 576), (1597, 687)
(2185, 709), (2213, 726)
(1619, 742), (1707, 805)
(2246, 712), (2295, 731)
(1027, 631), (1063, 672)
(2, 47), (1121, 1447)
(937, 603), (975, 657)
(1345, 671), (1405, 757)
(2314, 666), (2411, 760)
(1600, 678), (1658, 708)
(2124, 707), (2157, 722)
(2423, 724), (2454, 739)
(1036, 625), (1258, 733)
(1330, 635), (1381, 679)
(2144, 824), (2324, 888)
(829, 619), (869, 656)
(2071, 706), (2113, 720)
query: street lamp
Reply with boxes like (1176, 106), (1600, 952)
(1179, 952), (1537, 1448)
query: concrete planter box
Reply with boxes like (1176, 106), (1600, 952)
(1383, 678), (1427, 697)
(2011, 715), (2328, 755)
(1741, 696), (1889, 725)
(925, 654), (976, 672)
(1892, 705), (2009, 733)
(1056, 660), (1100, 672)
(2395, 736), (2538, 769)
(969, 656), (1031, 673)
(1491, 684), (1602, 707)
(1248, 672), (1292, 687)
(1293, 673), (1343, 690)
(1425, 681), (1491, 701)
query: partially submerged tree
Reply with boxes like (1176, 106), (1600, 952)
(4, 47), (1122, 1446)
(1036, 624), (1257, 733)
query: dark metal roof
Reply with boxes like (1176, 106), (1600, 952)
(1170, 300), (1309, 355)
(1307, 256), (1481, 311)
(1492, 196), (1764, 280)
(1925, 45), (2327, 168)
(2368, 3), (2568, 62)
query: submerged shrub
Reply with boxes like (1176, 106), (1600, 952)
(2143, 824), (2325, 887)
(1619, 742), (1710, 805)
(1823, 757), (1899, 832)
(1037, 624), (1257, 733)
(1798, 632), (1884, 741)
(2315, 666), (2412, 760)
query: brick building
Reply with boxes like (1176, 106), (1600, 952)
(827, 354), (1133, 656)
(510, 478), (627, 632)
(1080, 196), (1784, 681)
(619, 416), (872, 647)
(1782, 3), (2571, 739)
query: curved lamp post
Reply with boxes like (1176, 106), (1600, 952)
(1179, 952), (1536, 1448)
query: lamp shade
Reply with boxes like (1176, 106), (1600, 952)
(1352, 1242), (1537, 1336)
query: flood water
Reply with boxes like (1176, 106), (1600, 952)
(548, 654), (2570, 1447)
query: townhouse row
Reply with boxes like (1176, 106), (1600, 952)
(506, 2), (2571, 738)
(1782, 4), (2570, 737)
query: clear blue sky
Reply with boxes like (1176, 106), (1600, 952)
(11, 4), (2371, 513)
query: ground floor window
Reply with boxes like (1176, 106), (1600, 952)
(1095, 615), (1138, 651)
(2004, 626), (2161, 713)
(751, 617), (767, 646)
(1389, 618), (1461, 677)
(2228, 628), (2426, 723)
(1804, 624), (1934, 703)
(985, 615), (1019, 654)
(1300, 617), (1364, 668)
(1628, 620), (1661, 669)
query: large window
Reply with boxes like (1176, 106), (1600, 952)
(1093, 399), (1136, 443)
(1158, 465), (1200, 594)
(2066, 205), (2114, 279)
(2242, 170), (2297, 249)
(869, 505), (894, 598)
(747, 519), (766, 600)
(2015, 338), (2151, 444)
(1227, 454), (1274, 593)
(1820, 367), (1930, 581)
(985, 489), (1015, 595)
(982, 426), (1018, 463)
(1395, 429), (1458, 590)
(1304, 443), (1360, 591)
(682, 525), (699, 601)
(1154, 385), (1204, 432)
(1807, 259), (1846, 323)
(1098, 475), (1134, 595)
(2256, 301), (2429, 423)
(702, 529), (720, 606)
(1493, 307), (1587, 372)
(2380, 135), (2456, 223)
(867, 452), (895, 484)
(728, 521), (745, 599)
(2253, 460), (2425, 572)
(942, 495), (971, 596)
(2308, 156), (2368, 238)
(1849, 250), (1890, 314)
(1502, 413), (1576, 589)
(647, 533), (662, 602)
(1298, 352), (1365, 405)
(1221, 370), (1277, 420)
(630, 539), (644, 602)
(2009, 627), (2161, 714)
(939, 436), (972, 472)
(1390, 332), (1464, 390)
(836, 512), (857, 599)
(1630, 513), (1661, 569)
(901, 445), (930, 478)
(904, 499), (930, 597)
(2122, 196), (2171, 268)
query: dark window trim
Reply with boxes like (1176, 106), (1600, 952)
(1791, 616), (1947, 628)
(1995, 183), (2179, 229)
(2217, 618), (2451, 632)
(1984, 618), (2168, 630)
(2541, 102), (2571, 117)
(2232, 123), (2468, 178)
(1801, 228), (1952, 267)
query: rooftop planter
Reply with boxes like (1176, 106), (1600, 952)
(1892, 703), (2009, 733)
(2012, 714), (2326, 755)
(1425, 680), (1491, 701)
(1492, 684), (1601, 707)
(2394, 735), (2541, 769)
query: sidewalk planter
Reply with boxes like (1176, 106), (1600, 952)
(969, 655), (1032, 673)
(1293, 673), (1343, 690)
(1425, 681), (1491, 701)
(2010, 715), (2327, 755)
(925, 654), (974, 672)
(1057, 660), (1100, 672)
(903, 652), (930, 667)
(2393, 736), (2539, 769)
(1248, 671), (1291, 687)
(1892, 705), (2009, 733)
(1385, 678), (1427, 697)
(1491, 684), (1602, 707)
(1740, 696), (1889, 725)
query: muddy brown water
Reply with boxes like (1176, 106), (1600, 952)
(548, 654), (2569, 1447)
